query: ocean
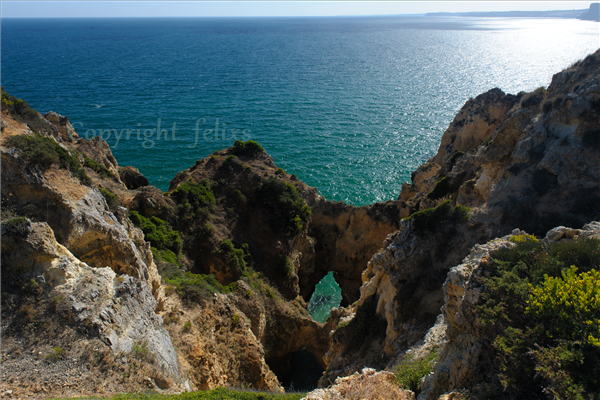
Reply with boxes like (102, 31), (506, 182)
(1, 16), (598, 321)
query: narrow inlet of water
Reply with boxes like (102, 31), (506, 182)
(308, 271), (342, 323)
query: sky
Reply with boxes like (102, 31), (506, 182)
(1, 1), (594, 18)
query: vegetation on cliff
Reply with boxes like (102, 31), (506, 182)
(231, 139), (265, 157)
(129, 211), (182, 255)
(478, 235), (600, 399)
(4, 133), (92, 185)
(404, 199), (470, 233)
(51, 387), (306, 399)
(1, 86), (53, 134)
(254, 178), (311, 234)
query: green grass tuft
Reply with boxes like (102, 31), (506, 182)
(394, 348), (438, 393)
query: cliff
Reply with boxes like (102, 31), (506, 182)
(579, 3), (600, 21)
(313, 49), (600, 398)
(2, 49), (599, 399)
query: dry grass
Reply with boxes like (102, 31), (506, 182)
(306, 370), (415, 400)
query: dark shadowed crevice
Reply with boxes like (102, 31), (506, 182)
(267, 349), (324, 392)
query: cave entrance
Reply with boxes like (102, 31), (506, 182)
(269, 348), (324, 392)
(308, 271), (342, 323)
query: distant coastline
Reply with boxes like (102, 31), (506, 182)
(426, 3), (599, 21)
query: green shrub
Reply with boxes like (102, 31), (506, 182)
(152, 248), (184, 281)
(404, 200), (470, 233)
(214, 239), (247, 274)
(231, 139), (264, 157)
(521, 86), (546, 109)
(171, 179), (215, 219)
(478, 236), (600, 398)
(84, 155), (114, 179)
(151, 247), (180, 265)
(99, 187), (119, 211)
(4, 134), (91, 185)
(45, 347), (64, 362)
(290, 174), (297, 180)
(234, 189), (247, 204)
(165, 271), (236, 303)
(129, 211), (182, 254)
(276, 255), (293, 276)
(183, 321), (192, 332)
(223, 155), (236, 164)
(276, 167), (285, 175)
(132, 340), (155, 364)
(254, 178), (311, 234)
(394, 348), (439, 393)
(527, 267), (600, 345)
(1, 88), (53, 134)
(2, 216), (30, 236)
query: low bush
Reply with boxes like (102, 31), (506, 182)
(231, 139), (264, 157)
(45, 347), (64, 363)
(478, 236), (600, 398)
(151, 247), (180, 266)
(254, 178), (311, 234)
(520, 86), (546, 109)
(214, 239), (247, 274)
(99, 187), (119, 212)
(129, 211), (182, 254)
(165, 271), (236, 303)
(132, 340), (156, 364)
(4, 134), (91, 185)
(171, 179), (215, 222)
(2, 216), (30, 236)
(394, 348), (439, 393)
(84, 155), (114, 179)
(276, 255), (293, 276)
(1, 87), (53, 134)
(404, 200), (470, 233)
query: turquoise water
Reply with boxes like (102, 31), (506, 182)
(308, 272), (343, 323)
(1, 17), (598, 318)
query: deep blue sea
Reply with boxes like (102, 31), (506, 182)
(2, 17), (598, 206)
(2, 16), (598, 321)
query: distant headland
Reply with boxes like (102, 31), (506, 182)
(426, 2), (599, 22)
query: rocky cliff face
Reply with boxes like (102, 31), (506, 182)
(0, 219), (182, 398)
(2, 50), (599, 399)
(314, 49), (600, 390)
(1, 114), (166, 309)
